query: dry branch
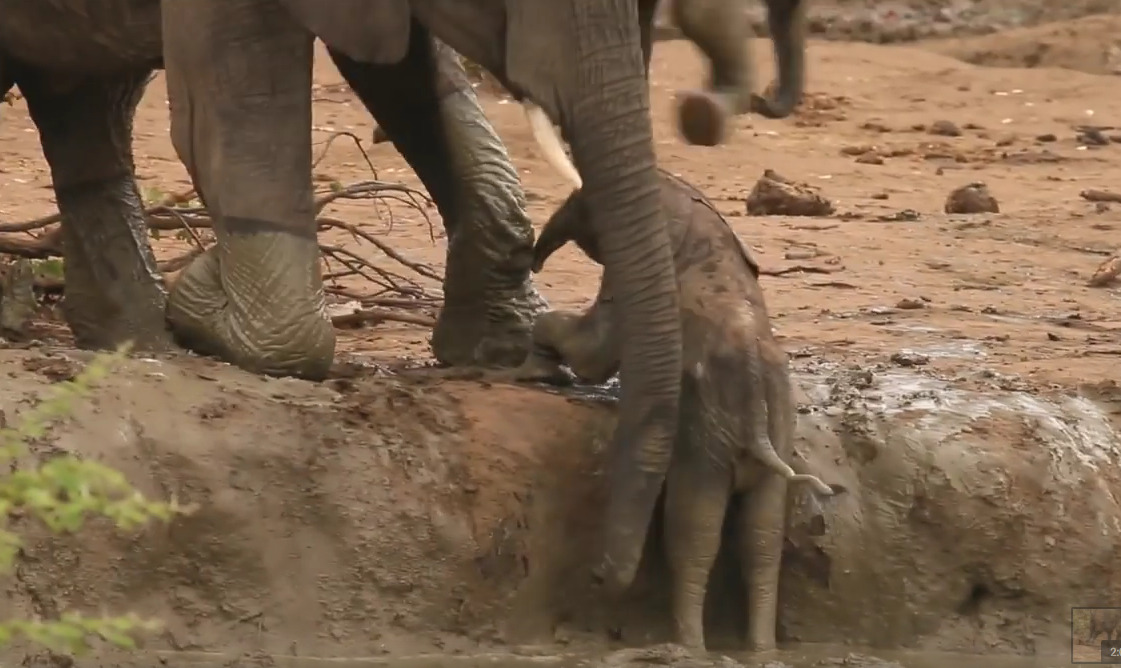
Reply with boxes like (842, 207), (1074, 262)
(0, 153), (443, 331)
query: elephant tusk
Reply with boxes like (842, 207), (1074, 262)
(523, 101), (583, 191)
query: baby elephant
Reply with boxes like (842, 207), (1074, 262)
(521, 170), (843, 652)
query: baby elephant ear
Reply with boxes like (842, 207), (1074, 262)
(531, 192), (584, 273)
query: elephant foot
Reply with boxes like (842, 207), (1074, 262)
(675, 89), (733, 147)
(167, 235), (336, 380)
(53, 179), (174, 353)
(432, 278), (545, 368)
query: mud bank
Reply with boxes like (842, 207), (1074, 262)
(1, 349), (1119, 663)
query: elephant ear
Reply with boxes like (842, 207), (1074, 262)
(280, 0), (411, 64)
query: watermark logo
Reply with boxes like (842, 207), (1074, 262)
(1072, 607), (1121, 664)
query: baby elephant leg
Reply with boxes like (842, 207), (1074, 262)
(664, 440), (734, 652)
(738, 471), (788, 652)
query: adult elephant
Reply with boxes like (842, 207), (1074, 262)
(0, 1), (542, 370)
(3, 0), (683, 594)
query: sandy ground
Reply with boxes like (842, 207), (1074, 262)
(7, 13), (1121, 391)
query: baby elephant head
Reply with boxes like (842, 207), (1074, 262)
(532, 190), (603, 272)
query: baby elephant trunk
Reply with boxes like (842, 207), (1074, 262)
(532, 191), (598, 272)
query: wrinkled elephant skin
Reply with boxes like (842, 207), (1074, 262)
(160, 0), (682, 591)
(1, 0), (545, 376)
(523, 169), (842, 652)
(3, 0), (681, 598)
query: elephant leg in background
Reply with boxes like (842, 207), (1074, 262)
(329, 34), (543, 367)
(738, 470), (788, 652)
(17, 67), (173, 351)
(161, 0), (335, 379)
(672, 0), (755, 146)
(663, 427), (734, 652)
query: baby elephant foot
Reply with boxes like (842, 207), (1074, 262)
(675, 89), (733, 147)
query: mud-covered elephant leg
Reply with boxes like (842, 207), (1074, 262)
(663, 422), (734, 651)
(161, 0), (334, 379)
(17, 68), (173, 351)
(738, 469), (787, 651)
(329, 33), (543, 368)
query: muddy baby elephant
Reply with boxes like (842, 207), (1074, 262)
(519, 170), (843, 652)
(1086, 609), (1121, 644)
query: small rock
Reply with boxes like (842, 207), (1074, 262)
(944, 182), (999, 214)
(895, 298), (926, 310)
(890, 351), (929, 367)
(855, 153), (884, 165)
(745, 169), (835, 217)
(1047, 332), (1061, 341)
(1077, 128), (1109, 146)
(929, 120), (961, 137)
(871, 192), (889, 200)
(1035, 133), (1057, 142)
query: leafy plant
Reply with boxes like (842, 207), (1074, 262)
(29, 258), (64, 282)
(0, 344), (189, 654)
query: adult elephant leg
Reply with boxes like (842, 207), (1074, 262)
(673, 0), (755, 146)
(18, 68), (173, 351)
(162, 0), (334, 379)
(329, 34), (543, 367)
(738, 471), (787, 651)
(750, 0), (806, 119)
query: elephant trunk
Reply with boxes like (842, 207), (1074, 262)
(563, 6), (683, 591)
(753, 0), (806, 119)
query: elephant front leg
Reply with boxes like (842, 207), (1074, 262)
(738, 471), (788, 652)
(330, 37), (543, 369)
(672, 0), (755, 146)
(18, 69), (173, 351)
(664, 439), (734, 652)
(161, 0), (334, 379)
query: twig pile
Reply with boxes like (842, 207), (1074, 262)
(0, 132), (444, 329)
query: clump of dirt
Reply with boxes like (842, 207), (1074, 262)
(944, 182), (1000, 214)
(745, 170), (835, 217)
